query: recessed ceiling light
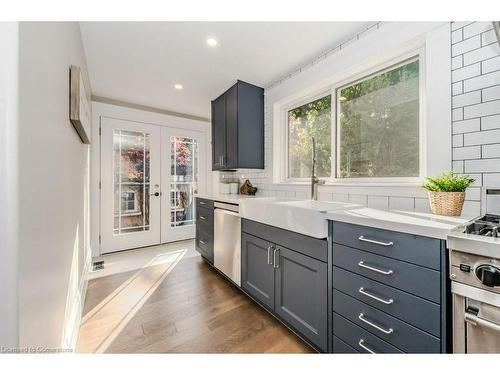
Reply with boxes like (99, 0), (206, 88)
(206, 37), (218, 47)
(174, 84), (183, 90)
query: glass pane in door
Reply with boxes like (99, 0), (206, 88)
(113, 129), (151, 234)
(170, 136), (198, 227)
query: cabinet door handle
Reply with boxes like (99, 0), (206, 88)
(358, 339), (376, 354)
(358, 313), (393, 335)
(267, 245), (274, 265)
(273, 247), (280, 269)
(199, 239), (207, 245)
(359, 287), (394, 305)
(358, 261), (393, 275)
(199, 201), (206, 205)
(358, 236), (394, 247)
(199, 216), (207, 220)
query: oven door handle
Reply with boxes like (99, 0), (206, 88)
(465, 313), (500, 333)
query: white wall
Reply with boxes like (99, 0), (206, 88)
(0, 22), (20, 348)
(90, 102), (212, 257)
(17, 22), (92, 349)
(451, 21), (500, 216)
(234, 22), (456, 214)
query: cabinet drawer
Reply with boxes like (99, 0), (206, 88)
(334, 267), (440, 336)
(333, 244), (441, 303)
(333, 313), (403, 353)
(333, 336), (358, 353)
(333, 290), (441, 353)
(197, 206), (214, 228)
(196, 227), (213, 263)
(196, 197), (214, 210)
(332, 221), (441, 270)
(242, 219), (327, 262)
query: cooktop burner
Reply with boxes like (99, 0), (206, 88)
(465, 214), (500, 237)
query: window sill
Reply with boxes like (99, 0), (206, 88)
(274, 180), (424, 188)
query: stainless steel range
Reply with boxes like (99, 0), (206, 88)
(448, 189), (500, 353)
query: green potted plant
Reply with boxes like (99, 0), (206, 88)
(422, 171), (475, 216)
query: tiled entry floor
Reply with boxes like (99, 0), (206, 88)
(76, 241), (313, 353)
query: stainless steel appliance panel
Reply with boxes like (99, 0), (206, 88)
(214, 205), (241, 286)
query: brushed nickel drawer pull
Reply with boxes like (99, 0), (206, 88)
(199, 216), (207, 220)
(199, 201), (206, 205)
(267, 245), (274, 265)
(359, 287), (394, 305)
(358, 236), (394, 247)
(358, 339), (376, 354)
(358, 261), (394, 275)
(199, 239), (207, 245)
(358, 313), (394, 335)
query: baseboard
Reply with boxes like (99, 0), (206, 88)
(61, 249), (92, 352)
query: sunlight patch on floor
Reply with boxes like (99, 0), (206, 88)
(77, 248), (187, 353)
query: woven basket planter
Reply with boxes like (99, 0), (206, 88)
(428, 191), (465, 216)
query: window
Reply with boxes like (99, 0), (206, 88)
(121, 191), (137, 212)
(336, 58), (420, 179)
(287, 95), (331, 179)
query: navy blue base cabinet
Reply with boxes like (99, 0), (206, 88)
(241, 219), (328, 352)
(330, 221), (450, 353)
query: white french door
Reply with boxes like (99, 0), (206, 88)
(100, 117), (205, 254)
(161, 127), (206, 243)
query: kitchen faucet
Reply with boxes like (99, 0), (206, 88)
(311, 137), (325, 200)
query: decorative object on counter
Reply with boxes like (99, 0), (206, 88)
(240, 179), (258, 195)
(422, 171), (475, 216)
(220, 171), (238, 194)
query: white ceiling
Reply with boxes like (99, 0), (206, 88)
(80, 22), (373, 119)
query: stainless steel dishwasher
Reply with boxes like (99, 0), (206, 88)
(214, 201), (241, 286)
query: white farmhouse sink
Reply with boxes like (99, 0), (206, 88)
(239, 198), (357, 238)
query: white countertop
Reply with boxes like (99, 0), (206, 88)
(325, 206), (474, 240)
(195, 192), (262, 205)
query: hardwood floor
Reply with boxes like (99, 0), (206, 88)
(76, 249), (314, 353)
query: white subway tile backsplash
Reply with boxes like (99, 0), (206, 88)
(453, 146), (481, 160)
(367, 196), (389, 210)
(482, 56), (500, 74)
(466, 187), (482, 201)
(482, 114), (500, 130)
(452, 90), (481, 108)
(348, 194), (368, 205)
(482, 29), (498, 46)
(460, 173), (482, 186)
(453, 160), (465, 173)
(451, 22), (474, 31)
(452, 29), (463, 44)
(414, 197), (431, 213)
(463, 21), (493, 39)
(452, 81), (463, 95)
(453, 134), (464, 147)
(452, 118), (480, 134)
(464, 128), (500, 146)
(461, 200), (481, 217)
(483, 173), (500, 186)
(331, 193), (349, 202)
(389, 197), (415, 211)
(464, 100), (500, 119)
(463, 70), (500, 92)
(452, 35), (481, 56)
(453, 108), (464, 121)
(452, 55), (463, 70)
(318, 191), (332, 202)
(463, 43), (500, 66)
(452, 63), (481, 82)
(482, 143), (500, 158)
(482, 85), (500, 102)
(465, 158), (500, 173)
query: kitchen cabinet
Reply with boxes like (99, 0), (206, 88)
(211, 80), (264, 170)
(331, 221), (450, 353)
(241, 219), (328, 352)
(195, 198), (214, 264)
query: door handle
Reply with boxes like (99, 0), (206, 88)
(267, 245), (274, 265)
(150, 192), (160, 197)
(359, 287), (394, 305)
(358, 261), (393, 275)
(358, 313), (393, 335)
(273, 247), (280, 269)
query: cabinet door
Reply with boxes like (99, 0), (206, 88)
(241, 233), (275, 311)
(224, 83), (238, 169)
(211, 94), (226, 170)
(274, 246), (328, 352)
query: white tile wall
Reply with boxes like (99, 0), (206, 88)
(227, 22), (500, 218)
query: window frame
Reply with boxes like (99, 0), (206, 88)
(121, 190), (139, 213)
(333, 53), (425, 184)
(279, 48), (426, 185)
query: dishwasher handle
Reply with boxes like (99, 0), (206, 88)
(465, 312), (500, 333)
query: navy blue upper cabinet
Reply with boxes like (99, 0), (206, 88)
(211, 80), (264, 170)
